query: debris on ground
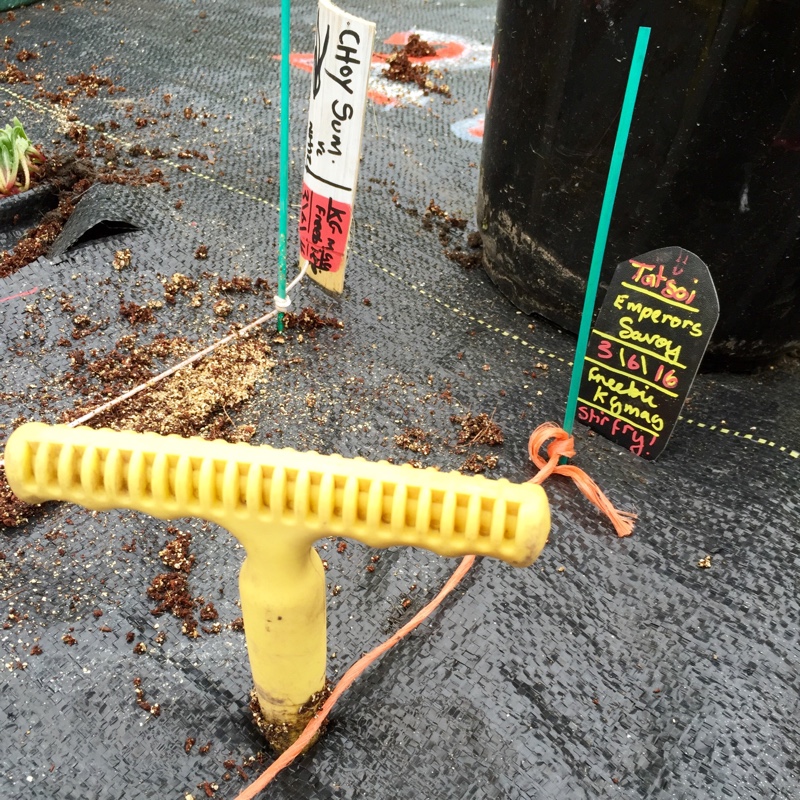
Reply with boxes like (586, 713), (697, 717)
(393, 426), (432, 455)
(382, 35), (450, 97)
(450, 412), (504, 447)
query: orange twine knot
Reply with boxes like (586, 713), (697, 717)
(527, 423), (636, 538)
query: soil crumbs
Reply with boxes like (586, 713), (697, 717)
(249, 681), (332, 754)
(383, 34), (450, 97)
(451, 412), (504, 447)
(0, 464), (30, 526)
(451, 413), (504, 473)
(72, 334), (273, 438)
(148, 526), (219, 639)
(0, 334), (274, 528)
(394, 427), (432, 456)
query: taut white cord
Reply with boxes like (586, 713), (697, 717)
(0, 264), (310, 469)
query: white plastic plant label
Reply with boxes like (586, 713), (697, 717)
(299, 0), (375, 294)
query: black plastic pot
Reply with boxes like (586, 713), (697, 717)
(477, 0), (800, 371)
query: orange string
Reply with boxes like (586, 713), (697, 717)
(527, 422), (636, 537)
(235, 555), (476, 800)
(236, 422), (632, 797)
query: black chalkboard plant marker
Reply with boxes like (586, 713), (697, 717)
(524, 26), (651, 539)
(576, 247), (719, 459)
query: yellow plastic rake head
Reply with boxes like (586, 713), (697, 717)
(5, 422), (550, 749)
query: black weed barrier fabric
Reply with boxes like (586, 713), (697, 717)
(0, 2), (797, 799)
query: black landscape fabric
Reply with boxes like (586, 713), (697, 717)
(0, 2), (798, 799)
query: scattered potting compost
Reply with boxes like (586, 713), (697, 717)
(0, 1), (798, 800)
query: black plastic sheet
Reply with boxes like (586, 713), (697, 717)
(0, 2), (797, 799)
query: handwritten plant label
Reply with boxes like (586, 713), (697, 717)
(299, 0), (375, 294)
(576, 246), (719, 459)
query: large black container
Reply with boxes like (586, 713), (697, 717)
(477, 0), (800, 371)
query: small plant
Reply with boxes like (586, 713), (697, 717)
(0, 117), (46, 196)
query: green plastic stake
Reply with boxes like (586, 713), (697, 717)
(276, 0), (291, 333)
(561, 26), (651, 460)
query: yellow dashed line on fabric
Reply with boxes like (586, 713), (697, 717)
(5, 86), (797, 460)
(0, 85), (66, 121)
(376, 260), (569, 364)
(680, 418), (798, 458)
(375, 260), (798, 458)
(0, 85), (283, 212)
(169, 165), (277, 208)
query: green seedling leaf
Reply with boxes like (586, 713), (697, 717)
(15, 134), (31, 191)
(0, 130), (19, 195)
(0, 117), (45, 196)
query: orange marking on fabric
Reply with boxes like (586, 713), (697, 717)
(380, 32), (466, 61)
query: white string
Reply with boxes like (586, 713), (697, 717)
(0, 263), (310, 470)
